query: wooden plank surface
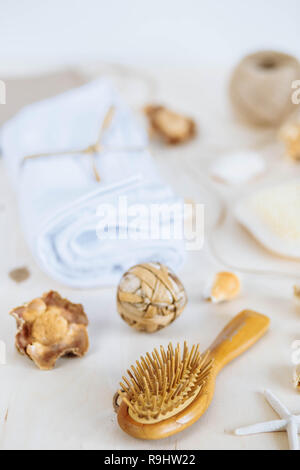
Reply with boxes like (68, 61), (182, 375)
(0, 65), (298, 450)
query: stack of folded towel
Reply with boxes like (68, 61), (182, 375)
(0, 79), (185, 287)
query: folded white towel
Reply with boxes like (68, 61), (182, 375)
(1, 79), (185, 287)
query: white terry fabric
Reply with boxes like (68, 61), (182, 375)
(0, 79), (185, 287)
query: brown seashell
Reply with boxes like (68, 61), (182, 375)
(144, 105), (196, 144)
(10, 291), (89, 370)
(117, 262), (187, 333)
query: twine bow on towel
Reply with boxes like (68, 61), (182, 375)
(22, 106), (145, 182)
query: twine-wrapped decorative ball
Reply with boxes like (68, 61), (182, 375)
(230, 51), (300, 127)
(117, 262), (187, 333)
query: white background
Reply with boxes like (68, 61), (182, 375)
(1, 0), (300, 72)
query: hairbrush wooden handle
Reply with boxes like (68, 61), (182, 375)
(207, 310), (270, 374)
(116, 310), (270, 440)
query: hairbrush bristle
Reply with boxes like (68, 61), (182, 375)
(118, 342), (213, 423)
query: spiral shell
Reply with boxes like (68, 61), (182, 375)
(117, 263), (187, 333)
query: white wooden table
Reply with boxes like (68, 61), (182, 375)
(0, 65), (299, 450)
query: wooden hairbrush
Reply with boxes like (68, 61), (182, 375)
(115, 310), (270, 440)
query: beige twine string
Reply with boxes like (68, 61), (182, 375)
(22, 105), (146, 182)
(113, 391), (121, 413)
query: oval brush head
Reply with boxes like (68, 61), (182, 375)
(118, 342), (213, 424)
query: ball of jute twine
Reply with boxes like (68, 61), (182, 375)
(229, 50), (300, 127)
(117, 262), (187, 333)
